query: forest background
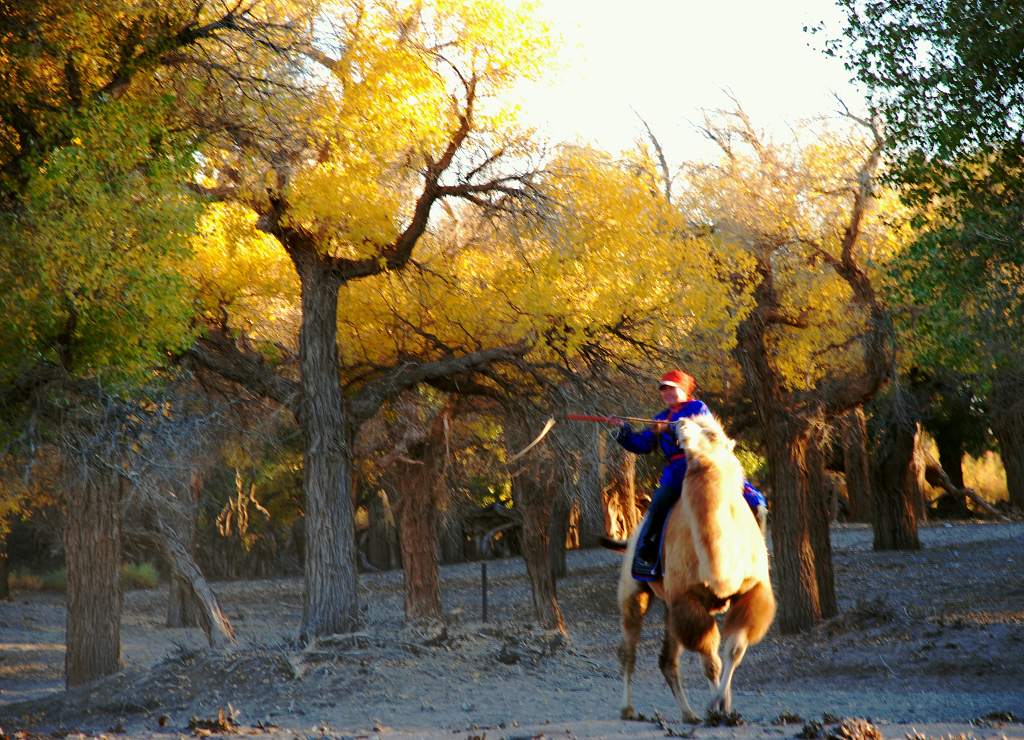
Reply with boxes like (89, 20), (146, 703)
(0, 0), (1022, 691)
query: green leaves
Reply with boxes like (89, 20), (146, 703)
(830, 0), (1024, 169)
(829, 0), (1024, 382)
(0, 96), (201, 385)
(883, 194), (1024, 376)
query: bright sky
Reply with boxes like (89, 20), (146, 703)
(516, 0), (862, 163)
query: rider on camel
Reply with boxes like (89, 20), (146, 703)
(610, 369), (766, 581)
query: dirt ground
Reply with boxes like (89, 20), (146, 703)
(1, 521), (1023, 739)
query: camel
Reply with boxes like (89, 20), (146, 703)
(610, 414), (775, 723)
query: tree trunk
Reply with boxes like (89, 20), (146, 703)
(933, 427), (966, 490)
(391, 407), (449, 621)
(167, 576), (202, 628)
(763, 419), (835, 633)
(439, 512), (465, 565)
(600, 434), (639, 540)
(396, 482), (442, 620)
(294, 253), (359, 639)
(841, 407), (873, 522)
(518, 485), (566, 634)
(990, 372), (1024, 510)
(992, 414), (1024, 510)
(869, 395), (922, 551)
(167, 474), (202, 628)
(153, 528), (236, 647)
(548, 493), (571, 581)
(805, 429), (838, 617)
(366, 488), (400, 570)
(507, 421), (566, 634)
(575, 427), (605, 547)
(64, 475), (122, 688)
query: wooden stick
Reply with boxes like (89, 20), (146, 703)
(566, 413), (663, 425)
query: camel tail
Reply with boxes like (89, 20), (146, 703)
(599, 535), (628, 553)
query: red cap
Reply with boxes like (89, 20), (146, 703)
(658, 370), (696, 395)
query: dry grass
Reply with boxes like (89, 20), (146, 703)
(9, 569), (64, 592)
(919, 434), (1009, 504)
(962, 450), (1009, 503)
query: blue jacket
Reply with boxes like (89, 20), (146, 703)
(615, 400), (710, 491)
(742, 481), (767, 511)
(615, 400), (768, 513)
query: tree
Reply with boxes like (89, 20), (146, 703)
(372, 393), (454, 621)
(187, 0), (553, 639)
(505, 412), (567, 634)
(827, 0), (1024, 509)
(0, 0), (307, 685)
(679, 109), (910, 632)
(824, 0), (1024, 181)
(0, 97), (203, 687)
(882, 205), (1024, 510)
(867, 389), (922, 550)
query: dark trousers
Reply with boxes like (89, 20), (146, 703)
(633, 479), (682, 570)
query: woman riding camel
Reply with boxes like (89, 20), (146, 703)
(610, 370), (766, 581)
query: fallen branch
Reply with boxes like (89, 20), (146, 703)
(922, 454), (1010, 521)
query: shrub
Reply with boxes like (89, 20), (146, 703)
(963, 451), (1009, 504)
(9, 562), (159, 593)
(39, 567), (67, 591)
(121, 562), (159, 590)
(9, 570), (44, 591)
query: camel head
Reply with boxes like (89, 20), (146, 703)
(676, 414), (736, 464)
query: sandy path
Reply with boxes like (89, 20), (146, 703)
(1, 521), (1022, 738)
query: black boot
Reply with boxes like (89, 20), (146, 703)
(631, 481), (677, 580)
(631, 534), (660, 580)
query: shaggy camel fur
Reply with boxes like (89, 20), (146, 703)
(614, 414), (775, 722)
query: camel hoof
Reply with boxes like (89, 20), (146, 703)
(683, 711), (701, 725)
(707, 697), (723, 714)
(620, 706), (638, 720)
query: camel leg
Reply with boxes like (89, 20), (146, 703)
(617, 580), (650, 720)
(709, 581), (776, 714)
(665, 591), (721, 724)
(658, 623), (699, 723)
(710, 630), (747, 715)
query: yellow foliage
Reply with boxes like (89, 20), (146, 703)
(261, 0), (553, 257)
(186, 203), (300, 343)
(678, 120), (916, 391)
(333, 145), (745, 379)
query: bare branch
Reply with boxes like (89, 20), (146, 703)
(184, 328), (301, 420)
(349, 342), (531, 425)
(633, 110), (673, 203)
